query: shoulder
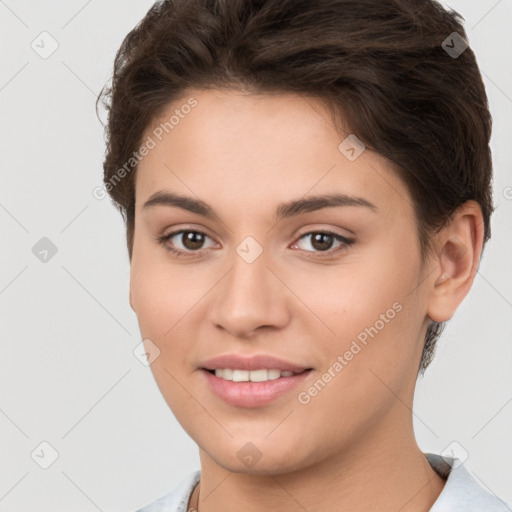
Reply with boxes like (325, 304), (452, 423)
(426, 453), (512, 512)
(135, 470), (201, 512)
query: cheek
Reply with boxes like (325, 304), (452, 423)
(302, 244), (422, 389)
(296, 255), (411, 345)
(130, 254), (208, 338)
(130, 262), (203, 418)
(292, 303), (418, 452)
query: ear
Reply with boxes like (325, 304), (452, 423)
(426, 200), (485, 323)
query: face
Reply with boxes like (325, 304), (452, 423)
(129, 88), (435, 474)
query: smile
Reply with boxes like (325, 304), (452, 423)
(201, 368), (313, 407)
(209, 368), (305, 382)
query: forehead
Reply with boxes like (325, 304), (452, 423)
(135, 88), (412, 223)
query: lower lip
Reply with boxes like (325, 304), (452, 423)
(201, 369), (312, 408)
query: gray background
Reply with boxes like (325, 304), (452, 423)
(0, 1), (511, 510)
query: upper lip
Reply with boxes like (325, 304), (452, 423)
(200, 354), (311, 372)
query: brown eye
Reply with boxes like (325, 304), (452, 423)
(157, 229), (216, 258)
(310, 233), (335, 251)
(180, 231), (206, 250)
(293, 231), (354, 256)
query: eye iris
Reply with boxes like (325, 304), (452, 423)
(311, 233), (334, 251)
(173, 232), (340, 252)
(182, 231), (204, 250)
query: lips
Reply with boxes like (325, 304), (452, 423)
(198, 354), (313, 407)
(200, 354), (311, 373)
(201, 367), (312, 407)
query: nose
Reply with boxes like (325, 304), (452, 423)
(208, 245), (291, 339)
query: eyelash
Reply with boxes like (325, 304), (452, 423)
(156, 229), (355, 259)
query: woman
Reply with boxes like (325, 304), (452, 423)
(97, 0), (511, 510)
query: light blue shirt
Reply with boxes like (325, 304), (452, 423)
(135, 453), (512, 511)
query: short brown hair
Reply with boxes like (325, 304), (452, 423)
(97, 0), (494, 373)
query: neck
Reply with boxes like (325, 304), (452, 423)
(195, 406), (446, 512)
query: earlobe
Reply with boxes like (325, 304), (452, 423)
(426, 201), (484, 323)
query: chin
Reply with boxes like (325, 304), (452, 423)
(200, 437), (313, 476)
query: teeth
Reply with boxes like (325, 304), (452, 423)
(233, 369), (249, 382)
(213, 368), (300, 382)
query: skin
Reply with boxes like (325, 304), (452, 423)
(129, 88), (484, 512)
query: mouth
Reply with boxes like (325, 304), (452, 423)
(200, 367), (314, 408)
(203, 368), (312, 382)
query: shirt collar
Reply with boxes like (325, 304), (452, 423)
(425, 452), (511, 511)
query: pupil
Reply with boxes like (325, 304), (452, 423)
(312, 233), (333, 251)
(183, 231), (204, 250)
(180, 232), (334, 252)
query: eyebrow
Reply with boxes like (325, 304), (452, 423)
(142, 191), (378, 221)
